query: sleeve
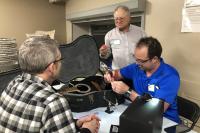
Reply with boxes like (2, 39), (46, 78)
(104, 32), (110, 47)
(120, 64), (137, 79)
(80, 128), (91, 133)
(154, 74), (180, 104)
(41, 97), (76, 133)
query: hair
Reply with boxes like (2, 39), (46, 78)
(18, 36), (59, 74)
(114, 5), (131, 17)
(136, 37), (162, 59)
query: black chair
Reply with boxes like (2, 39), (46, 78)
(177, 96), (200, 132)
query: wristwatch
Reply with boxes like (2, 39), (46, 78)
(124, 88), (132, 98)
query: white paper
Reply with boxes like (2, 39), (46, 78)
(182, 0), (200, 32)
(184, 0), (200, 7)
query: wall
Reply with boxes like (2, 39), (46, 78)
(65, 0), (200, 131)
(65, 0), (128, 42)
(0, 0), (66, 46)
(65, 0), (128, 15)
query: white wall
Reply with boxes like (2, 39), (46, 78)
(0, 0), (66, 46)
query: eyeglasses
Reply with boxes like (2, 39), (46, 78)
(114, 16), (127, 21)
(54, 57), (64, 64)
(133, 54), (152, 64)
(135, 58), (151, 64)
(45, 57), (64, 69)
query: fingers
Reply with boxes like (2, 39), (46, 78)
(104, 72), (114, 83)
(91, 119), (100, 133)
(82, 119), (100, 133)
(99, 44), (107, 50)
(99, 45), (108, 57)
(79, 114), (100, 125)
(91, 114), (101, 121)
(111, 81), (128, 94)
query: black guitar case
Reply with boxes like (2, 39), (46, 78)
(56, 35), (124, 112)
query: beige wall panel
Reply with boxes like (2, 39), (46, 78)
(72, 24), (90, 40)
(0, 0), (66, 46)
(65, 0), (128, 14)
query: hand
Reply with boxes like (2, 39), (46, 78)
(99, 44), (108, 57)
(111, 81), (129, 94)
(104, 71), (114, 83)
(82, 119), (100, 133)
(77, 114), (100, 128)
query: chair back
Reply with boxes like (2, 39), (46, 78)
(177, 96), (200, 131)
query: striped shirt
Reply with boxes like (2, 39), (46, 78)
(0, 73), (76, 133)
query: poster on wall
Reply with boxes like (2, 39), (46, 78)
(181, 0), (200, 32)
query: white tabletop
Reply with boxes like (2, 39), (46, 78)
(72, 102), (197, 133)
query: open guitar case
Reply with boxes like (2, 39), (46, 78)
(56, 35), (125, 112)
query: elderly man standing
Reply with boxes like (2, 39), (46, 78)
(99, 5), (146, 70)
(0, 37), (100, 133)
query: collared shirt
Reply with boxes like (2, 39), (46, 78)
(120, 58), (180, 123)
(104, 24), (146, 70)
(0, 73), (76, 133)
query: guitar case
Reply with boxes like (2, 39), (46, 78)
(56, 35), (124, 112)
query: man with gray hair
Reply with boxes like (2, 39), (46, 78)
(0, 37), (100, 133)
(99, 5), (146, 70)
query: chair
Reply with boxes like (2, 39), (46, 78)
(177, 96), (200, 132)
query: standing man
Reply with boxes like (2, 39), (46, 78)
(99, 5), (146, 70)
(104, 37), (180, 123)
(0, 37), (100, 133)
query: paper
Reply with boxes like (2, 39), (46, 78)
(181, 0), (200, 32)
(184, 0), (200, 7)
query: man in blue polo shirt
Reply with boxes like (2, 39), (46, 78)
(104, 36), (180, 123)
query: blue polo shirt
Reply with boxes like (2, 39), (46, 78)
(120, 58), (180, 123)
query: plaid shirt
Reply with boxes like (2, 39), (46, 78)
(0, 73), (76, 133)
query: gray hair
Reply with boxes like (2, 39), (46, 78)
(18, 36), (59, 74)
(114, 5), (131, 16)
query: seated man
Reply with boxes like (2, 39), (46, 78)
(0, 37), (100, 133)
(104, 36), (180, 123)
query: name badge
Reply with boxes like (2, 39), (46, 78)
(148, 84), (159, 92)
(110, 39), (120, 45)
(148, 84), (155, 92)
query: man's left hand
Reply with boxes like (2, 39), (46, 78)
(111, 81), (129, 94)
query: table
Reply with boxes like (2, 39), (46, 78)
(73, 102), (197, 133)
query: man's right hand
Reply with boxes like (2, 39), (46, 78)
(82, 119), (100, 133)
(99, 44), (108, 57)
(104, 70), (122, 83)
